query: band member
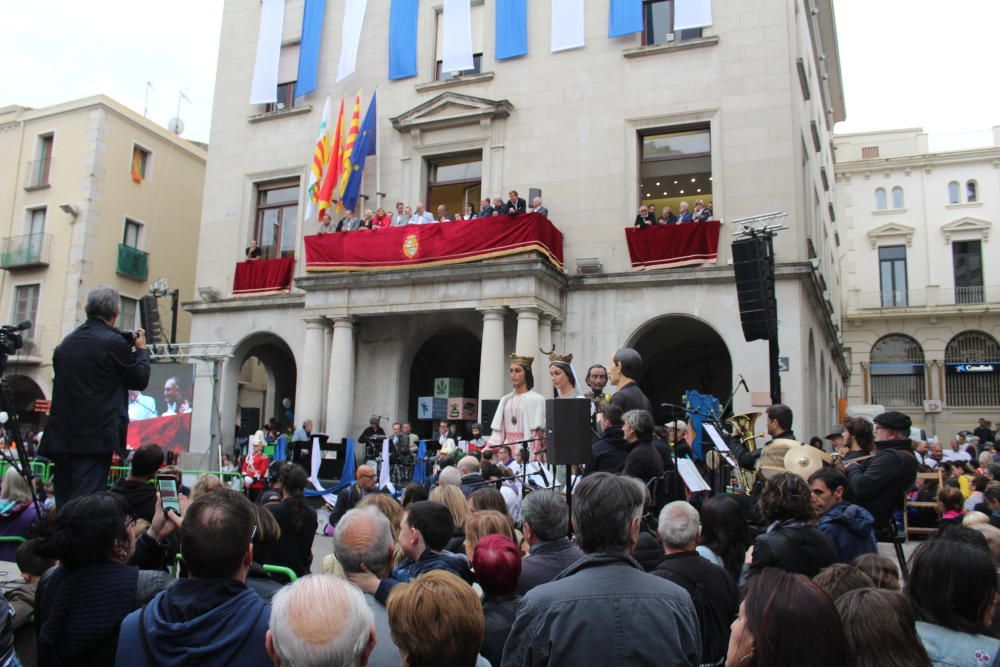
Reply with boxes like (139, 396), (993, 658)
(488, 354), (546, 462)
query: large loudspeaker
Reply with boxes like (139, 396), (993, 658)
(731, 236), (777, 342)
(545, 399), (593, 466)
(480, 400), (500, 434)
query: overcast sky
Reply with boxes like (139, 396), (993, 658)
(2, 1), (997, 150)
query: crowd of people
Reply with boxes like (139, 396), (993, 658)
(633, 199), (713, 228)
(309, 190), (548, 236)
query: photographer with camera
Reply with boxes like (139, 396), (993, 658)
(41, 285), (150, 506)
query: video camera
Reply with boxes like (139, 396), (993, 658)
(0, 320), (32, 357)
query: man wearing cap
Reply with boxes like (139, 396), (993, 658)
(826, 425), (846, 455)
(844, 411), (918, 536)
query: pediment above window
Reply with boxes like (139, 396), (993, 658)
(390, 92), (513, 133)
(867, 222), (915, 248)
(940, 216), (991, 244)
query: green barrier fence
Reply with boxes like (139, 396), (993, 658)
(262, 564), (298, 583)
(0, 460), (53, 485)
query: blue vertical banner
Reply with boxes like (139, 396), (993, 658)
(388, 0), (420, 80)
(495, 0), (528, 60)
(608, 0), (643, 37)
(295, 0), (327, 96)
(341, 93), (377, 212)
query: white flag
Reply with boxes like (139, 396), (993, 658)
(337, 0), (370, 82)
(551, 0), (585, 53)
(674, 0), (713, 30)
(442, 0), (474, 74)
(249, 0), (286, 104)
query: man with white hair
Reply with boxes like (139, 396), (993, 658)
(333, 507), (403, 666)
(437, 466), (462, 487)
(457, 456), (485, 496)
(651, 501), (739, 667)
(266, 574), (376, 667)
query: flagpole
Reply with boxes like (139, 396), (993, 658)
(375, 84), (381, 210)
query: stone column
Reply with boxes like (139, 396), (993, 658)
(321, 325), (333, 425)
(537, 313), (554, 398)
(478, 308), (506, 421)
(514, 307), (542, 390)
(325, 317), (356, 440)
(295, 318), (327, 429)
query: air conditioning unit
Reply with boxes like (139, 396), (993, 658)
(923, 399), (943, 414)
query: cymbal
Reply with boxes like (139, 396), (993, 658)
(783, 445), (826, 480)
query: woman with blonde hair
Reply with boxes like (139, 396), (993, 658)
(464, 510), (517, 562)
(430, 484), (470, 553)
(358, 492), (406, 567)
(0, 466), (39, 560)
(191, 473), (222, 502)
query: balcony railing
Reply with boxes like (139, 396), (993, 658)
(117, 244), (149, 280)
(0, 233), (51, 269)
(850, 285), (1000, 310)
(24, 158), (52, 189)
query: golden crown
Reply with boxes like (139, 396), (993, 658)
(510, 353), (534, 366)
(546, 351), (573, 364)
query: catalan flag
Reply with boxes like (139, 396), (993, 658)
(341, 92), (377, 212)
(317, 97), (345, 219)
(304, 96), (332, 221)
(335, 91), (362, 206)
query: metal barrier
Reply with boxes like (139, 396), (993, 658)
(262, 564), (298, 583)
(0, 536), (26, 545)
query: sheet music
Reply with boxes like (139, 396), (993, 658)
(703, 424), (737, 467)
(677, 459), (711, 493)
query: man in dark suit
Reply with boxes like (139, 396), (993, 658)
(503, 190), (527, 216)
(42, 285), (150, 506)
(477, 198), (494, 218)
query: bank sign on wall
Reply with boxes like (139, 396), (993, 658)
(947, 363), (999, 375)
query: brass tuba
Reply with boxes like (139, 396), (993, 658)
(725, 411), (762, 491)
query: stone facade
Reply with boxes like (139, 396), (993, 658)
(188, 0), (848, 457)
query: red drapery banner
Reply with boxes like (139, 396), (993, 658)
(126, 412), (192, 452)
(625, 220), (721, 269)
(304, 213), (564, 271)
(232, 257), (295, 295)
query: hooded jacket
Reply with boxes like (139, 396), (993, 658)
(591, 425), (629, 474)
(111, 477), (157, 523)
(741, 519), (838, 586)
(116, 578), (271, 667)
(817, 502), (878, 564)
(375, 549), (474, 604)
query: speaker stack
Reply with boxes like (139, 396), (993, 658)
(731, 236), (778, 342)
(544, 399), (592, 466)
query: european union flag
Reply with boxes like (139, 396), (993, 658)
(341, 93), (377, 212)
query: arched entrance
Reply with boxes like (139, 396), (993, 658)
(627, 315), (732, 425)
(407, 327), (481, 434)
(223, 334), (297, 447)
(6, 375), (45, 435)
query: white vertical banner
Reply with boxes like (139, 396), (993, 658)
(378, 438), (393, 492)
(442, 0), (474, 74)
(249, 0), (286, 103)
(551, 0), (585, 53)
(336, 0), (370, 82)
(674, 0), (713, 30)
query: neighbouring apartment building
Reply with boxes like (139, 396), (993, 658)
(0, 95), (206, 431)
(834, 127), (1000, 438)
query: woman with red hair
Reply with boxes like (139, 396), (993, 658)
(473, 534), (522, 667)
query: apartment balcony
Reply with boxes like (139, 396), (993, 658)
(0, 233), (51, 270)
(117, 244), (149, 281)
(24, 158), (53, 190)
(848, 285), (1000, 314)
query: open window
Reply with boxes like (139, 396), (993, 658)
(639, 124), (712, 220)
(426, 153), (482, 219)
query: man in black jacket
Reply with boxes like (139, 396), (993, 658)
(517, 490), (583, 594)
(591, 403), (629, 473)
(845, 411), (918, 535)
(622, 409), (664, 485)
(42, 285), (150, 506)
(502, 190), (527, 216)
(111, 444), (163, 522)
(652, 501), (738, 667)
(329, 464), (378, 526)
